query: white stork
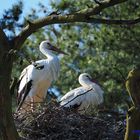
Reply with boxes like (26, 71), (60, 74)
(17, 40), (66, 111)
(60, 73), (104, 113)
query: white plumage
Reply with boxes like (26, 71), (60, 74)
(60, 73), (104, 113)
(17, 40), (66, 111)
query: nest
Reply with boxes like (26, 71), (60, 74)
(14, 100), (125, 140)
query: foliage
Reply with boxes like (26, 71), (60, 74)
(6, 0), (140, 112)
(0, 1), (23, 37)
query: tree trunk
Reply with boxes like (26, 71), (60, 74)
(0, 51), (19, 140)
(124, 68), (140, 140)
(124, 107), (140, 140)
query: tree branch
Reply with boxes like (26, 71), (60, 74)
(94, 0), (102, 5)
(76, 0), (128, 15)
(14, 0), (139, 49)
(87, 17), (140, 25)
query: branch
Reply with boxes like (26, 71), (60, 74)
(76, 0), (128, 15)
(14, 0), (138, 49)
(94, 0), (102, 5)
(87, 17), (140, 25)
(113, 66), (126, 83)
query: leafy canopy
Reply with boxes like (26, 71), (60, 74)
(3, 0), (140, 111)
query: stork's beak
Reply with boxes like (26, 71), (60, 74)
(51, 45), (68, 55)
(90, 78), (100, 85)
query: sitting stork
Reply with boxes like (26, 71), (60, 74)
(17, 40), (66, 111)
(60, 73), (104, 113)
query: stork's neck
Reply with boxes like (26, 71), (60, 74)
(79, 79), (93, 88)
(40, 47), (56, 59)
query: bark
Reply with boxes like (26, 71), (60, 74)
(124, 69), (140, 140)
(125, 107), (140, 140)
(0, 47), (19, 140)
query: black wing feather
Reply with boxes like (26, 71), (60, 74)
(17, 80), (32, 111)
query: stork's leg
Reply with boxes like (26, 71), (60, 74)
(31, 98), (34, 112)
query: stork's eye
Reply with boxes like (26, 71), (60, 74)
(46, 42), (52, 49)
(47, 42), (51, 46)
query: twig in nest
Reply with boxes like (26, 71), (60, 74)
(75, 128), (85, 135)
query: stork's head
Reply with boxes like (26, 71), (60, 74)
(79, 73), (99, 86)
(78, 73), (93, 87)
(39, 40), (67, 55)
(79, 73), (92, 82)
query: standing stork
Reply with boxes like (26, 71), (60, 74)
(60, 73), (104, 113)
(17, 40), (66, 111)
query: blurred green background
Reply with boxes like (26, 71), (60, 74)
(2, 0), (140, 112)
